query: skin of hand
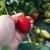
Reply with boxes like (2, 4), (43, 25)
(0, 13), (34, 50)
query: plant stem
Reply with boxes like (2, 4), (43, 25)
(27, 34), (32, 43)
(33, 25), (37, 30)
(3, 0), (9, 15)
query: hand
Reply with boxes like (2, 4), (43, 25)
(0, 13), (34, 50)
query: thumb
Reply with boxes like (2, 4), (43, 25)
(11, 13), (25, 23)
(11, 15), (18, 23)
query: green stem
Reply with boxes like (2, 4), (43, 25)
(3, 0), (9, 15)
(33, 25), (37, 30)
(27, 34), (32, 43)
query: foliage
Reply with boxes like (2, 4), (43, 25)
(1, 44), (10, 50)
(18, 42), (50, 50)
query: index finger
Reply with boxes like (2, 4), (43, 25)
(26, 16), (34, 24)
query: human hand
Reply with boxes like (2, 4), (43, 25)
(0, 13), (34, 50)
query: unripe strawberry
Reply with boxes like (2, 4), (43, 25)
(32, 13), (39, 22)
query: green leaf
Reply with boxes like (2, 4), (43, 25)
(10, 0), (14, 4)
(18, 42), (36, 50)
(40, 45), (50, 50)
(24, 1), (35, 15)
(1, 44), (10, 50)
(6, 5), (15, 15)
(33, 0), (42, 7)
(17, 2), (25, 12)
(34, 45), (50, 50)
(18, 42), (50, 50)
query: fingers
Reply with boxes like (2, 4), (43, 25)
(9, 38), (20, 50)
(10, 29), (26, 50)
(14, 14), (34, 32)
(30, 20), (34, 24)
(1, 15), (9, 17)
(26, 16), (34, 24)
(15, 16), (34, 42)
(11, 13), (34, 24)
(14, 16), (34, 47)
(30, 24), (34, 30)
(26, 16), (34, 30)
(15, 13), (25, 17)
(11, 13), (25, 23)
(11, 15), (18, 23)
(15, 30), (22, 42)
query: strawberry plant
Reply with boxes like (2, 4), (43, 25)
(0, 0), (50, 50)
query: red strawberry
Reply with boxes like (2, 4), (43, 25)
(17, 17), (31, 33)
(32, 13), (39, 22)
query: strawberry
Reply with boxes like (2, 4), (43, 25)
(32, 13), (39, 22)
(17, 17), (31, 33)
